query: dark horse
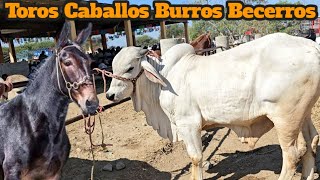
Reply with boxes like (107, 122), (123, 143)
(0, 22), (98, 180)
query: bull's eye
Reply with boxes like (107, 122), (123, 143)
(64, 60), (72, 66)
(127, 67), (134, 72)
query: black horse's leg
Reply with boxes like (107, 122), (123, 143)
(2, 160), (23, 180)
(0, 166), (4, 180)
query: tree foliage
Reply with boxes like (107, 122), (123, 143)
(166, 24), (185, 38)
(136, 35), (158, 47)
(189, 0), (304, 41)
(2, 41), (55, 55)
(14, 41), (55, 53)
(1, 41), (55, 62)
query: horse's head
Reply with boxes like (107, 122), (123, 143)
(190, 33), (212, 51)
(55, 22), (98, 114)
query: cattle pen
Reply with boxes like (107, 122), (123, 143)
(6, 34), (320, 180)
(2, 1), (320, 179)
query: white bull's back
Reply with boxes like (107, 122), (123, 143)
(106, 33), (320, 179)
(161, 33), (320, 126)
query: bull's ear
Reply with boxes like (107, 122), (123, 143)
(56, 21), (71, 49)
(76, 23), (92, 46)
(141, 60), (166, 87)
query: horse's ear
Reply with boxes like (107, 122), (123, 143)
(75, 23), (92, 46)
(56, 21), (71, 49)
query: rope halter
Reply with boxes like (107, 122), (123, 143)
(93, 68), (144, 94)
(55, 46), (92, 101)
(94, 50), (163, 95)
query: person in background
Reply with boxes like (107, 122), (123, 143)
(38, 51), (48, 61)
(151, 44), (157, 51)
(0, 74), (12, 102)
(115, 46), (121, 55)
(305, 29), (316, 42)
(110, 47), (116, 56)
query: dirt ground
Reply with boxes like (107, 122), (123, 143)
(59, 88), (320, 180)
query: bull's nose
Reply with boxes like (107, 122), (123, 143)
(106, 93), (115, 101)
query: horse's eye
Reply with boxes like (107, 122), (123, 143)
(64, 60), (72, 66)
(127, 67), (134, 72)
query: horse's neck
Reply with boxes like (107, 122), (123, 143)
(24, 57), (69, 121)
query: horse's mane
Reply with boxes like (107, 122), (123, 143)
(26, 54), (55, 88)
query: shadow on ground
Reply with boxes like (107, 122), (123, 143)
(173, 127), (320, 180)
(206, 144), (282, 180)
(63, 126), (320, 180)
(62, 158), (171, 180)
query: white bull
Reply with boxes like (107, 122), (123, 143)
(106, 33), (320, 180)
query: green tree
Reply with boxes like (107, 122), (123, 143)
(189, 0), (304, 42)
(189, 20), (216, 40)
(136, 35), (158, 47)
(14, 41), (55, 53)
(166, 24), (185, 38)
(1, 40), (55, 62)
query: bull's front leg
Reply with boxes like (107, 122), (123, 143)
(177, 121), (203, 180)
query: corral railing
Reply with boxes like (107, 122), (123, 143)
(13, 81), (29, 88)
(195, 42), (245, 56)
(65, 97), (131, 125)
(195, 46), (224, 56)
(229, 42), (244, 48)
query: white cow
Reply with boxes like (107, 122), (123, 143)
(106, 33), (320, 180)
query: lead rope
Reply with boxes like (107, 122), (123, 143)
(87, 74), (97, 180)
(83, 52), (156, 180)
(93, 73), (107, 148)
(83, 114), (95, 180)
(93, 68), (144, 94)
(83, 73), (110, 180)
(55, 50), (101, 180)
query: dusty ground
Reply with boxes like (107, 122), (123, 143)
(7, 75), (320, 180)
(61, 89), (320, 180)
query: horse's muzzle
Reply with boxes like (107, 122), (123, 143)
(85, 99), (99, 115)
